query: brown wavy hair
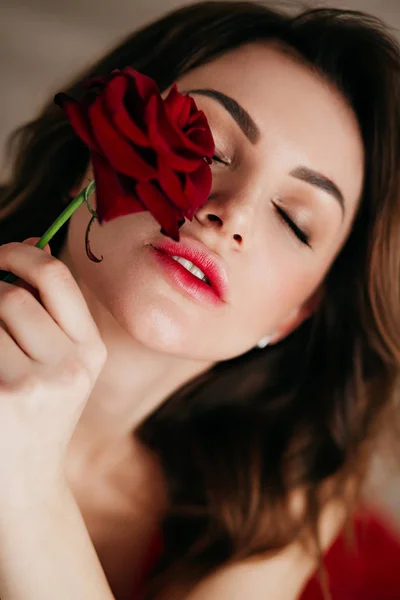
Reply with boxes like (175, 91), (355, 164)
(1, 2), (400, 598)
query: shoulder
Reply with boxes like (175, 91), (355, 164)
(183, 499), (346, 600)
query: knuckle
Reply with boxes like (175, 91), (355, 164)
(59, 356), (92, 387)
(37, 257), (71, 285)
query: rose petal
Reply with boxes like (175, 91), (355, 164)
(83, 74), (109, 90)
(103, 75), (150, 147)
(157, 159), (189, 213)
(91, 152), (146, 224)
(163, 87), (215, 157)
(89, 92), (156, 180)
(54, 94), (101, 153)
(145, 95), (176, 153)
(55, 67), (215, 241)
(184, 162), (212, 219)
(146, 96), (207, 173)
(136, 181), (183, 241)
(185, 110), (215, 156)
(122, 67), (161, 103)
(164, 84), (191, 127)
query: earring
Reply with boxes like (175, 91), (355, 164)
(256, 335), (271, 349)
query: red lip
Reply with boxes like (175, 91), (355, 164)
(149, 236), (229, 302)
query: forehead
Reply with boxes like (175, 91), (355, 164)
(176, 42), (365, 228)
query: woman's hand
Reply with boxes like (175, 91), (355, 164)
(0, 238), (116, 600)
(0, 237), (107, 506)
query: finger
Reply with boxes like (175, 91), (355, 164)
(10, 238), (51, 300)
(0, 241), (101, 345)
(22, 237), (51, 254)
(0, 279), (72, 365)
(0, 324), (32, 384)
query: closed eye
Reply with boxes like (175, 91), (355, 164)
(211, 154), (231, 166)
(273, 203), (312, 248)
(211, 153), (312, 248)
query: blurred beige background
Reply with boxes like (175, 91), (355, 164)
(0, 0), (400, 523)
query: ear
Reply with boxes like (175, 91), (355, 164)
(270, 286), (324, 344)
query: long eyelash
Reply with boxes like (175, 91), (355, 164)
(211, 154), (230, 165)
(274, 204), (311, 248)
(211, 156), (312, 247)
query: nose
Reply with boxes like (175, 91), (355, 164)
(194, 188), (258, 247)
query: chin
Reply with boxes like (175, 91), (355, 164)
(130, 303), (194, 355)
(101, 282), (201, 356)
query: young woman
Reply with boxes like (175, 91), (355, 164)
(0, 2), (399, 599)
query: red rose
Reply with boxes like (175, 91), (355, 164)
(54, 67), (215, 242)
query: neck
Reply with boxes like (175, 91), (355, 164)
(77, 299), (212, 442)
(58, 245), (214, 460)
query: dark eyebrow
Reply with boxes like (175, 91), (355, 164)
(182, 89), (345, 216)
(181, 88), (261, 145)
(290, 165), (345, 218)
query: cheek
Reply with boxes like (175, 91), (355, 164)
(238, 256), (319, 335)
(103, 283), (192, 350)
(67, 199), (156, 272)
(63, 208), (224, 356)
(83, 252), (235, 359)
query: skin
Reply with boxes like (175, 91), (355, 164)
(58, 41), (363, 447)
(51, 41), (364, 596)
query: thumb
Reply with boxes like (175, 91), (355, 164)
(22, 237), (52, 255)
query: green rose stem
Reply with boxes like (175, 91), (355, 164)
(1, 179), (99, 284)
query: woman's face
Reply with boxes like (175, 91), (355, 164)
(59, 43), (364, 361)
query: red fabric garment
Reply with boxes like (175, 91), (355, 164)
(300, 507), (400, 600)
(135, 507), (400, 599)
